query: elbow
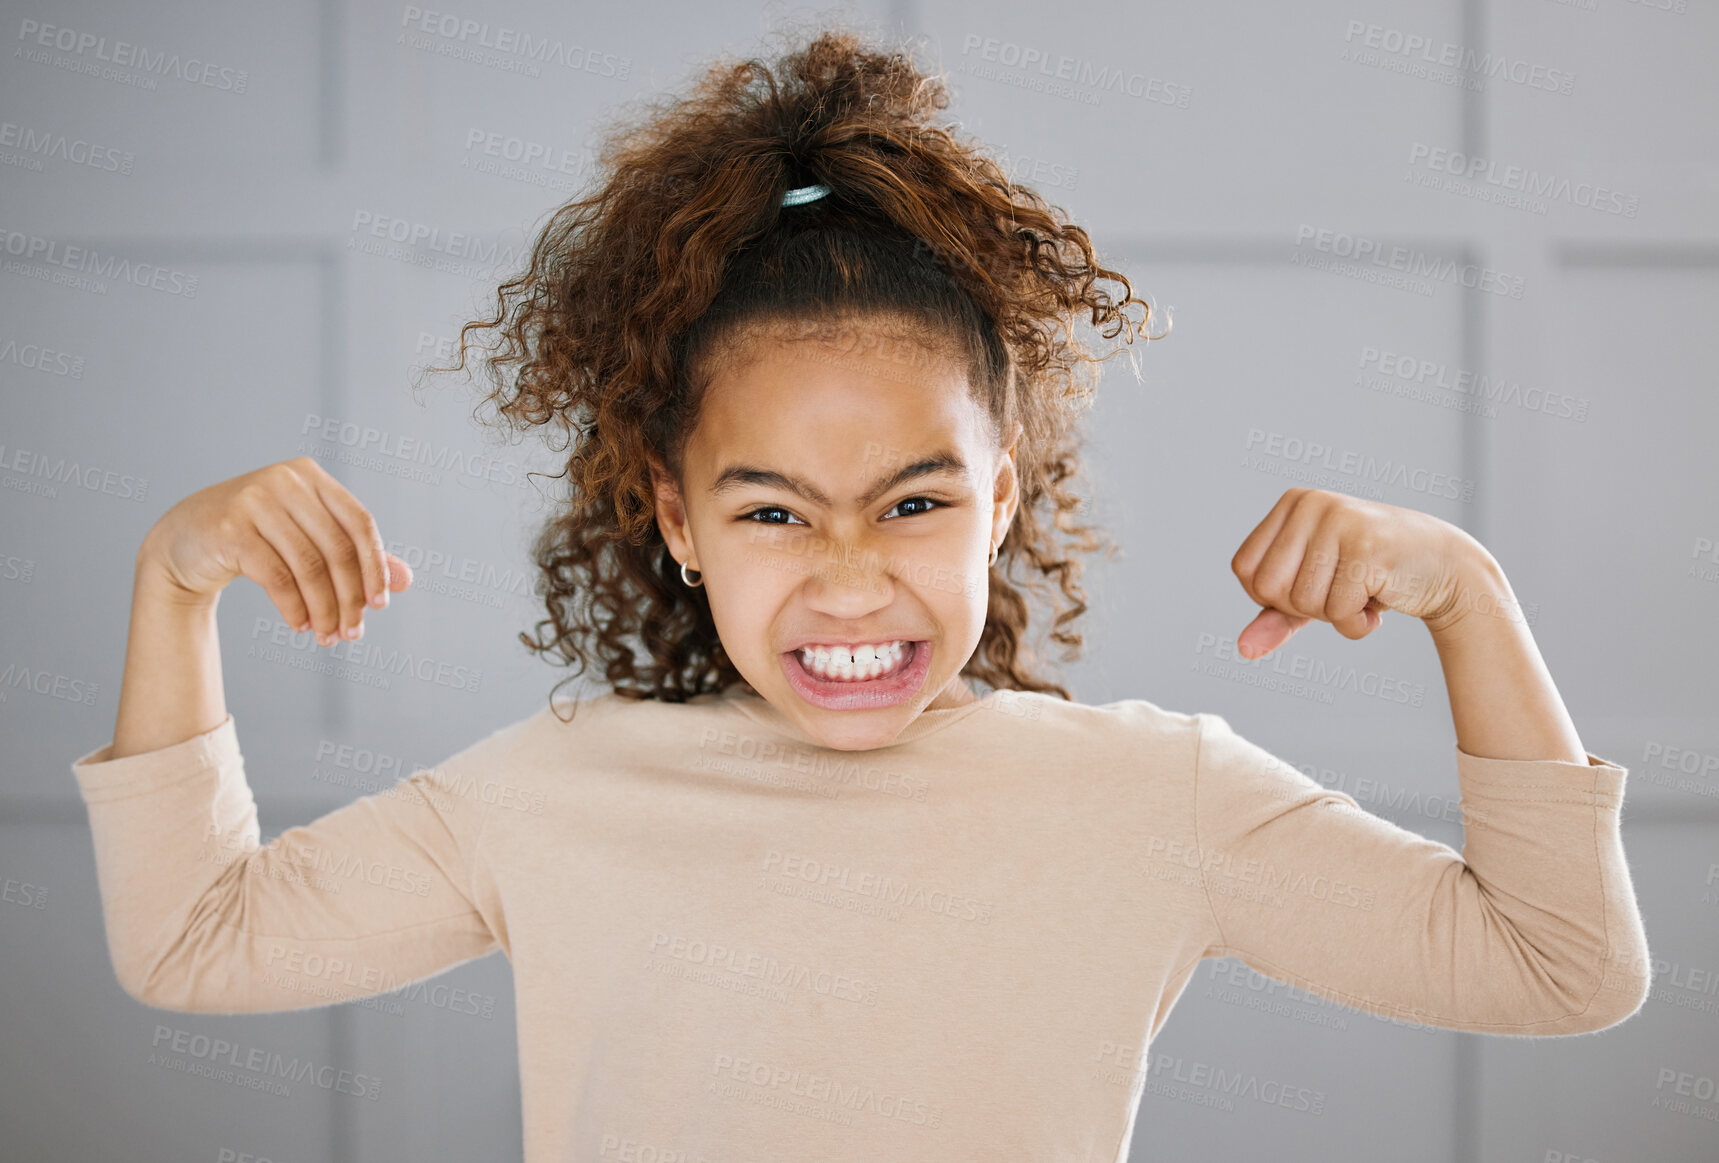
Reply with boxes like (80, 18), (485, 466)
(1537, 949), (1652, 1036)
(118, 969), (216, 1014)
(1510, 882), (1653, 1035)
(1572, 959), (1652, 1035)
(113, 953), (189, 1013)
(121, 982), (170, 1011)
(115, 959), (167, 1010)
(1562, 993), (1647, 1036)
(1567, 919), (1655, 1033)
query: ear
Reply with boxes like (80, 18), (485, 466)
(993, 420), (1023, 548)
(647, 452), (694, 568)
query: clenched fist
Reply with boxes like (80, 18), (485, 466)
(1230, 488), (1500, 660)
(138, 456), (414, 646)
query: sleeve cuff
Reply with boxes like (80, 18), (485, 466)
(71, 714), (239, 803)
(1452, 743), (1626, 805)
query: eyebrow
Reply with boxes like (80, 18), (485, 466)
(708, 448), (969, 508)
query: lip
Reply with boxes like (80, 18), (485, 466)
(780, 635), (920, 653)
(780, 640), (931, 711)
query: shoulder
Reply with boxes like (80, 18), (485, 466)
(979, 689), (1207, 755)
(524, 688), (741, 751)
(996, 688), (1202, 729)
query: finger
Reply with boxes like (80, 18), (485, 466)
(1332, 598), (1384, 641)
(1330, 608), (1373, 640)
(384, 551), (414, 592)
(1250, 492), (1325, 616)
(307, 467), (390, 609)
(280, 484), (367, 635)
(276, 473), (370, 639)
(1231, 488), (1306, 601)
(1325, 536), (1378, 639)
(250, 501), (342, 640)
(1287, 522), (1342, 622)
(234, 527), (312, 634)
(1238, 607), (1313, 660)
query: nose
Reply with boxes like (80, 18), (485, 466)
(799, 539), (895, 620)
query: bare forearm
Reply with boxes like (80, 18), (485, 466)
(110, 540), (228, 760)
(1426, 553), (1586, 764)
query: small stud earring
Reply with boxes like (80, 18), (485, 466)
(987, 542), (999, 567)
(680, 559), (703, 587)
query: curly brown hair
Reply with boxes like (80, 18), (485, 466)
(435, 22), (1162, 713)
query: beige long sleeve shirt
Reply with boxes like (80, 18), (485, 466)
(69, 685), (1651, 1162)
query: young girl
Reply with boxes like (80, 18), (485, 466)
(73, 27), (1651, 1162)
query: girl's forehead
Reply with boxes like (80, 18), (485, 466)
(684, 349), (990, 483)
(698, 344), (976, 431)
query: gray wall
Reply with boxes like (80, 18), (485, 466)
(2, 1), (1714, 1160)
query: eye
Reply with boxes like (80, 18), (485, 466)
(885, 496), (943, 519)
(740, 506), (807, 526)
(742, 494), (955, 522)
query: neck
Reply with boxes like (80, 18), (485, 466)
(927, 679), (978, 711)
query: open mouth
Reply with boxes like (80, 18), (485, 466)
(780, 640), (931, 710)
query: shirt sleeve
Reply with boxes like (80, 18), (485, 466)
(1190, 711), (1652, 1036)
(70, 713), (504, 1015)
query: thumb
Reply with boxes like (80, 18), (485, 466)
(383, 552), (414, 592)
(1238, 607), (1310, 660)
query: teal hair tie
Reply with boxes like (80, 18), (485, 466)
(781, 183), (831, 207)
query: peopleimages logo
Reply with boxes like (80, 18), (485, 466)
(0, 337), (85, 378)
(1358, 346), (1590, 422)
(1341, 21), (1574, 94)
(956, 33), (1191, 108)
(1293, 224), (1525, 299)
(298, 412), (535, 491)
(0, 119), (134, 175)
(348, 210), (531, 275)
(397, 6), (630, 79)
(0, 441), (150, 502)
(1243, 427), (1475, 504)
(15, 19), (249, 92)
(1407, 143), (1639, 218)
(148, 1025), (381, 1100)
(0, 228), (198, 297)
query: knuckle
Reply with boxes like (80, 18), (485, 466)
(233, 482), (269, 512)
(327, 536), (361, 567)
(1262, 574), (1298, 609)
(279, 466), (319, 498)
(294, 548), (329, 580)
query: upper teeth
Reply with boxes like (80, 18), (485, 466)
(799, 641), (908, 675)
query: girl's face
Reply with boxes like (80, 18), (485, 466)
(651, 316), (1020, 752)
